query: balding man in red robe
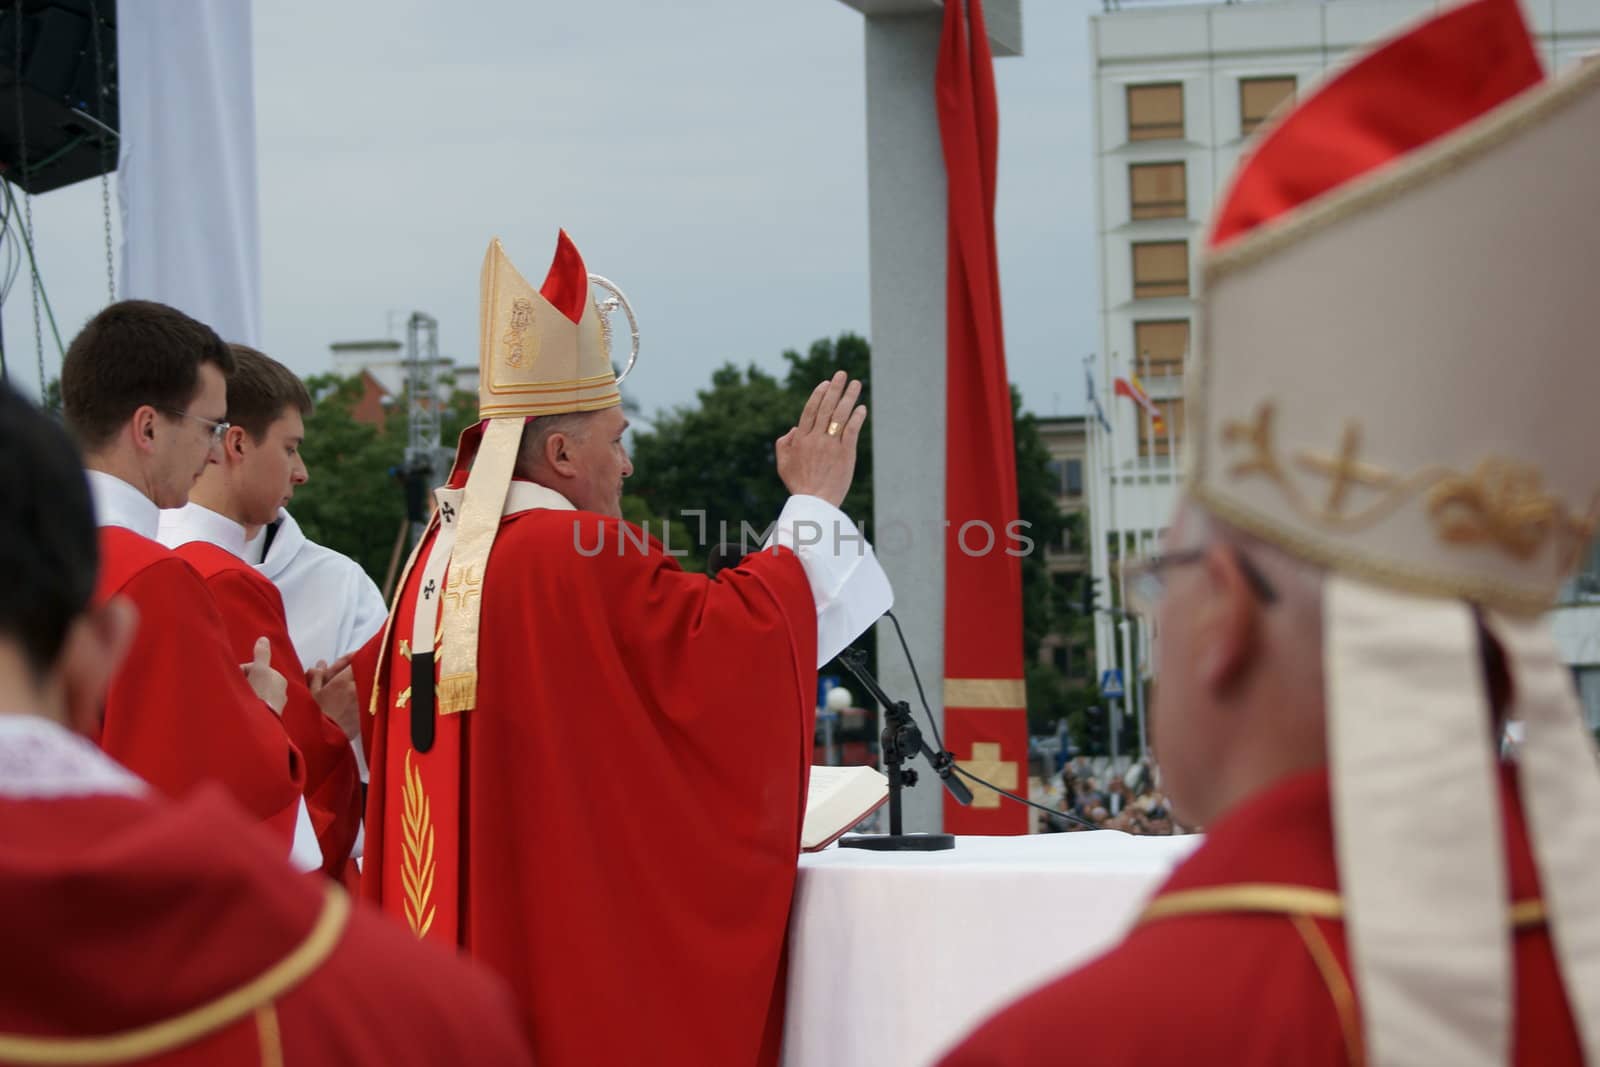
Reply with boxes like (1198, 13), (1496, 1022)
(940, 3), (1598, 1065)
(358, 235), (892, 1066)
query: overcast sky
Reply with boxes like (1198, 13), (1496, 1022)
(1, 0), (1109, 422)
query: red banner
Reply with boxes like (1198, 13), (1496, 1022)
(937, 0), (1028, 835)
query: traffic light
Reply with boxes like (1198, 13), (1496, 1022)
(1080, 574), (1102, 617)
(1082, 704), (1108, 756)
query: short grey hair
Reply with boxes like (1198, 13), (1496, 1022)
(515, 410), (599, 475)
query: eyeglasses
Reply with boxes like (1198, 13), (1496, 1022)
(1124, 545), (1277, 617)
(158, 407), (231, 443)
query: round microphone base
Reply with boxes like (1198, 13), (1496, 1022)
(839, 833), (956, 852)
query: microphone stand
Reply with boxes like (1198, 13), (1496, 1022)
(834, 647), (972, 852)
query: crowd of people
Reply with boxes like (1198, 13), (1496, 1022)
(1033, 757), (1186, 835)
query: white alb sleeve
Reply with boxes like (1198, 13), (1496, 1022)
(765, 495), (894, 667)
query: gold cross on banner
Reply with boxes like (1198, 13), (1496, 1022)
(957, 742), (1018, 810)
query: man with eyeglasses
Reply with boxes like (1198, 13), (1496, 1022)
(60, 300), (309, 852)
(942, 2), (1596, 1064)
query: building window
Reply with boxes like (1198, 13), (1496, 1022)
(1134, 320), (1189, 377)
(1127, 83), (1184, 142)
(1560, 537), (1600, 603)
(1138, 397), (1185, 458)
(1132, 241), (1189, 299)
(1240, 75), (1297, 136)
(1064, 458), (1083, 497)
(1129, 162), (1186, 221)
(1572, 668), (1600, 732)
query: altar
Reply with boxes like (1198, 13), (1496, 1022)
(781, 831), (1201, 1066)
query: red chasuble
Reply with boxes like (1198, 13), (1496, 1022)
(361, 507), (818, 1067)
(0, 781), (532, 1064)
(937, 0), (1028, 834)
(93, 527), (303, 846)
(177, 542), (363, 876)
(938, 767), (1583, 1066)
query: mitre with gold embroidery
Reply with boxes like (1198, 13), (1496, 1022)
(370, 232), (637, 735)
(1182, 1), (1600, 1064)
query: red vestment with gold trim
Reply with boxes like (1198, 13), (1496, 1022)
(0, 776), (532, 1065)
(939, 768), (1582, 1065)
(359, 508), (818, 1067)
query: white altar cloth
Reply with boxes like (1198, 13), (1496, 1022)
(782, 831), (1202, 1066)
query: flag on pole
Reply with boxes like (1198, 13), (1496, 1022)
(1084, 364), (1113, 434)
(1114, 375), (1166, 433)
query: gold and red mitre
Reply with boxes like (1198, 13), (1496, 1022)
(476, 231), (620, 421)
(1184, 1), (1600, 1064)
(432, 234), (628, 716)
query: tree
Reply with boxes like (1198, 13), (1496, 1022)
(629, 334), (1074, 735)
(293, 374), (408, 588)
(627, 334), (874, 571)
(291, 373), (481, 591)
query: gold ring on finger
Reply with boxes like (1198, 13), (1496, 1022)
(827, 421), (842, 436)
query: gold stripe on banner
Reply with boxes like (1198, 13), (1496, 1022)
(943, 678), (1026, 710)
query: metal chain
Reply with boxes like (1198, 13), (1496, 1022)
(89, 0), (113, 301)
(14, 0), (42, 394)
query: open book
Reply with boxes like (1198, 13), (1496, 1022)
(803, 765), (889, 852)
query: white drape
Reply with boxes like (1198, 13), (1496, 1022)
(117, 0), (261, 346)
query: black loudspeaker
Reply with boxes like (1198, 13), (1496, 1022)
(0, 0), (116, 195)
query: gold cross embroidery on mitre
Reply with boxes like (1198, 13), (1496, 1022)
(957, 742), (1018, 810)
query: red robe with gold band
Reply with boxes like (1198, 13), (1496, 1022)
(177, 541), (363, 876)
(358, 502), (818, 1067)
(94, 527), (303, 846)
(937, 767), (1583, 1066)
(0, 717), (533, 1066)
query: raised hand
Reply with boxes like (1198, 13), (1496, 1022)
(776, 371), (868, 508)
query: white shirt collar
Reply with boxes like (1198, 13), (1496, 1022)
(156, 502), (249, 559)
(86, 470), (161, 540)
(248, 507), (306, 575)
(0, 714), (146, 800)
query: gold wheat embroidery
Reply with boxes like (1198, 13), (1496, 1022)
(401, 750), (437, 938)
(395, 686), (411, 709)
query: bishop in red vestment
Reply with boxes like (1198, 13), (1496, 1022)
(359, 235), (889, 1066)
(940, 769), (1582, 1066)
(941, 4), (1600, 1064)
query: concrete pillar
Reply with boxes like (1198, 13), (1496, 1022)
(836, 0), (1021, 833)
